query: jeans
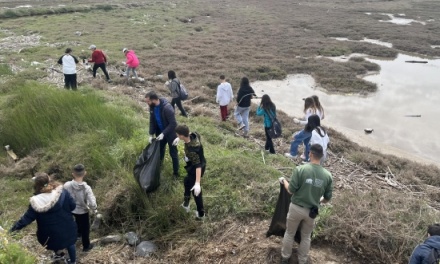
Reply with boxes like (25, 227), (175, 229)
(159, 139), (179, 175)
(125, 66), (138, 79)
(264, 127), (275, 154)
(289, 130), (312, 160)
(64, 73), (77, 90)
(92, 63), (110, 80)
(73, 213), (90, 250)
(220, 105), (228, 121)
(183, 172), (204, 217)
(281, 203), (314, 264)
(171, 97), (187, 117)
(234, 106), (250, 132)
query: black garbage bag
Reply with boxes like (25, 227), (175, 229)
(266, 183), (302, 243)
(133, 141), (161, 193)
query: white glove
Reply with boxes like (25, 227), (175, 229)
(149, 135), (154, 144)
(293, 118), (300, 124)
(191, 182), (201, 197)
(122, 61), (126, 65)
(184, 156), (189, 162)
(278, 177), (285, 184)
(172, 137), (180, 146)
(156, 133), (164, 141)
(94, 209), (98, 215)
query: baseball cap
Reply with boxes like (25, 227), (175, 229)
(89, 44), (96, 50)
(122, 48), (128, 53)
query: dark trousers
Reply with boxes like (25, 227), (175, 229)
(264, 127), (275, 154)
(183, 173), (204, 217)
(73, 213), (90, 250)
(64, 74), (77, 90)
(220, 105), (228, 121)
(92, 63), (110, 80)
(171, 97), (187, 117)
(159, 139), (179, 175)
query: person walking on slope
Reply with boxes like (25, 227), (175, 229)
(310, 123), (329, 165)
(64, 164), (97, 252)
(293, 97), (321, 125)
(57, 48), (79, 90)
(166, 70), (187, 117)
(409, 223), (440, 264)
(256, 94), (277, 154)
(216, 75), (234, 121)
(285, 115), (321, 161)
(88, 44), (111, 83)
(10, 173), (78, 264)
(145, 91), (180, 179)
(279, 144), (333, 264)
(122, 48), (139, 80)
(175, 124), (206, 220)
(234, 77), (256, 138)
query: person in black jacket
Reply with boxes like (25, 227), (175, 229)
(10, 173), (78, 264)
(234, 77), (256, 138)
(145, 91), (180, 178)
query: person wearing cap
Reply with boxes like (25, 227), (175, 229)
(88, 45), (111, 83)
(57, 48), (80, 90)
(122, 48), (140, 80)
(63, 164), (97, 252)
(10, 173), (78, 264)
(278, 144), (333, 264)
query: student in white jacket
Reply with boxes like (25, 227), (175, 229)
(216, 75), (234, 121)
(64, 164), (97, 252)
(310, 126), (329, 165)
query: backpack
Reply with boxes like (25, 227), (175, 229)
(266, 109), (282, 139)
(426, 248), (440, 264)
(173, 80), (189, 101)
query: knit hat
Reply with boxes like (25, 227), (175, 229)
(122, 48), (128, 53)
(89, 44), (96, 50)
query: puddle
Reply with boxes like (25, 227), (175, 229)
(251, 54), (440, 165)
(332, 37), (393, 48)
(317, 53), (369, 63)
(379, 13), (426, 25)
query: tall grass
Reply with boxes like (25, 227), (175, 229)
(0, 81), (137, 155)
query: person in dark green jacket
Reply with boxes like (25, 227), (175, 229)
(256, 94), (276, 154)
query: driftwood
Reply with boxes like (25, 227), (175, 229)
(405, 60), (428, 64)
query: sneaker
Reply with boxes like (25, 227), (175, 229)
(181, 203), (190, 213)
(280, 257), (289, 264)
(242, 131), (249, 138)
(107, 79), (112, 83)
(83, 243), (94, 252)
(237, 123), (245, 130)
(52, 251), (65, 261)
(194, 210), (205, 220)
(284, 153), (295, 159)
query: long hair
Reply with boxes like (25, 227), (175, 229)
(240, 77), (250, 89)
(304, 97), (317, 114)
(260, 94), (275, 112)
(305, 114), (320, 132)
(311, 95), (325, 118)
(33, 173), (60, 195)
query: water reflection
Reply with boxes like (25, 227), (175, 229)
(252, 54), (440, 164)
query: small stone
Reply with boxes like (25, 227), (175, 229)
(124, 232), (140, 246)
(135, 241), (157, 257)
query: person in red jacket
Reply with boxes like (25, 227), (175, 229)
(88, 45), (111, 83)
(122, 48), (140, 80)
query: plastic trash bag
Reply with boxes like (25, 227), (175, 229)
(133, 140), (161, 193)
(266, 183), (302, 243)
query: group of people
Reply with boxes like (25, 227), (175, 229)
(57, 45), (140, 89)
(10, 164), (97, 264)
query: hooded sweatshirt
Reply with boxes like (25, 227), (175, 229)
(216, 82), (234, 106)
(409, 235), (440, 264)
(64, 180), (97, 214)
(167, 78), (181, 98)
(125, 50), (140, 68)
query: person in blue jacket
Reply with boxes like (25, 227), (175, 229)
(256, 94), (277, 154)
(409, 223), (440, 264)
(10, 173), (77, 264)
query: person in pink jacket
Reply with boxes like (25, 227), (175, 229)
(122, 48), (140, 79)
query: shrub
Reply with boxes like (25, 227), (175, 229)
(0, 231), (36, 264)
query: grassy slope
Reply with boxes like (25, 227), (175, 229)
(1, 0), (440, 263)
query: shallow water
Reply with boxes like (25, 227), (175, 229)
(332, 37), (393, 48)
(379, 13), (426, 25)
(252, 54), (440, 164)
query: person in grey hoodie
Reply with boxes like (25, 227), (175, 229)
(64, 164), (97, 252)
(216, 75), (234, 121)
(166, 70), (187, 117)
